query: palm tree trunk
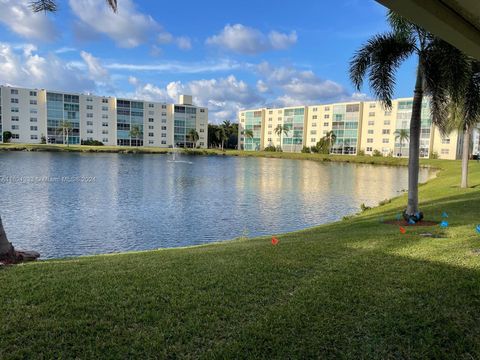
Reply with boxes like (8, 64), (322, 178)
(406, 62), (424, 216)
(461, 125), (471, 188)
(0, 216), (14, 259)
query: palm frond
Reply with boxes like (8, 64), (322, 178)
(30, 0), (117, 12)
(462, 60), (480, 129)
(387, 11), (414, 37)
(350, 32), (415, 109)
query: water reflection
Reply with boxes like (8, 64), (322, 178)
(0, 152), (433, 259)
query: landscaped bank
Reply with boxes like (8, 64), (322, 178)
(1, 148), (479, 358)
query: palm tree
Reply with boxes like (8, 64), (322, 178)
(394, 129), (410, 157)
(57, 121), (73, 145)
(30, 0), (117, 12)
(241, 129), (254, 150)
(215, 127), (227, 150)
(187, 128), (199, 148)
(129, 125), (143, 146)
(350, 11), (466, 220)
(321, 131), (337, 153)
(274, 124), (289, 150)
(447, 60), (480, 188)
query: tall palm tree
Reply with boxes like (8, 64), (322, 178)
(274, 124), (289, 150)
(57, 121), (73, 146)
(30, 0), (117, 12)
(187, 128), (199, 148)
(129, 125), (143, 146)
(350, 11), (466, 220)
(447, 60), (480, 188)
(394, 129), (410, 157)
(215, 127), (227, 150)
(321, 131), (337, 153)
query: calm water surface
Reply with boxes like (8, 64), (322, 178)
(0, 152), (434, 259)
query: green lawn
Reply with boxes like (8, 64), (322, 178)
(1, 151), (479, 358)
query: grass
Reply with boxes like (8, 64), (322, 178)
(1, 148), (480, 358)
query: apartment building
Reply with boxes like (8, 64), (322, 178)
(239, 97), (465, 160)
(0, 86), (208, 148)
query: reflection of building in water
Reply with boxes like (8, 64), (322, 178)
(239, 97), (468, 160)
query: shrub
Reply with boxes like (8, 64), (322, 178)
(378, 198), (392, 206)
(264, 145), (277, 152)
(2, 131), (12, 143)
(429, 151), (439, 159)
(81, 139), (104, 146)
(301, 146), (311, 153)
(40, 135), (46, 144)
(372, 149), (383, 157)
(310, 145), (319, 153)
(360, 203), (371, 212)
(275, 146), (283, 152)
(357, 150), (365, 156)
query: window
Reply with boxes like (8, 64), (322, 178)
(30, 100), (37, 105)
(382, 129), (390, 135)
(278, 117), (282, 121)
(268, 131), (272, 135)
(384, 120), (390, 126)
(200, 129), (204, 133)
(368, 121), (374, 126)
(162, 105), (167, 109)
(385, 111), (392, 116)
(368, 129), (374, 134)
(30, 117), (37, 122)
(11, 107), (19, 113)
(312, 115), (317, 120)
(162, 112), (167, 116)
(324, 114), (330, 119)
(87, 105), (93, 110)
(324, 106), (330, 111)
(267, 138), (272, 142)
(366, 147), (372, 152)
(86, 98), (93, 102)
(11, 134), (19, 139)
(367, 138), (373, 143)
(369, 112), (375, 117)
(268, 124), (272, 128)
(31, 135), (38, 140)
(369, 103), (376, 108)
(323, 122), (329, 127)
(268, 118), (272, 121)
(30, 126), (37, 131)
(11, 125), (19, 130)
(148, 104), (154, 108)
(102, 99), (108, 103)
(441, 148), (450, 155)
(102, 106), (108, 111)
(102, 130), (108, 135)
(102, 122), (108, 127)
(161, 126), (167, 130)
(11, 116), (19, 121)
(87, 113), (93, 118)
(102, 115), (108, 119)
(200, 109), (205, 113)
(161, 133), (166, 138)
(148, 125), (154, 130)
(11, 89), (18, 95)
(312, 107), (318, 112)
(346, 104), (360, 112)
(382, 138), (389, 143)
(312, 123), (317, 127)
(87, 121), (93, 126)
(87, 129), (93, 134)
(269, 110), (273, 114)
(161, 119), (167, 123)
(103, 138), (108, 143)
(310, 130), (317, 135)
(442, 138), (450, 144)
(161, 140), (167, 144)
(311, 138), (316, 142)
(11, 98), (18, 104)
(30, 109), (37, 114)
(148, 140), (154, 144)
(30, 91), (37, 96)
(148, 118), (154, 122)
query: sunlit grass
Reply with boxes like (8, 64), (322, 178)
(0, 147), (479, 358)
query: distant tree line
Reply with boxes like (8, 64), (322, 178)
(208, 120), (239, 150)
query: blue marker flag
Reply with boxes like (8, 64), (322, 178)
(408, 218), (416, 225)
(476, 224), (480, 233)
(442, 211), (448, 218)
(440, 220), (449, 228)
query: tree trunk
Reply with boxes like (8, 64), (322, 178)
(461, 125), (471, 188)
(406, 62), (424, 216)
(0, 216), (14, 259)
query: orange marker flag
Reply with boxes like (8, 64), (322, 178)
(271, 236), (279, 245)
(400, 227), (406, 234)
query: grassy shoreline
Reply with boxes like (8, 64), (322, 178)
(1, 145), (479, 358)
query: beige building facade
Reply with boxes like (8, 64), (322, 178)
(239, 97), (466, 160)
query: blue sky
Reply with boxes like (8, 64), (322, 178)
(0, 0), (418, 122)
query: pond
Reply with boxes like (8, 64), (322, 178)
(0, 152), (434, 259)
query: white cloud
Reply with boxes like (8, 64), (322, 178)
(257, 62), (348, 106)
(80, 51), (109, 79)
(69, 0), (160, 48)
(157, 32), (192, 50)
(0, 0), (56, 41)
(55, 47), (77, 54)
(256, 80), (269, 93)
(176, 36), (192, 50)
(206, 24), (297, 55)
(126, 75), (264, 123)
(0, 43), (94, 92)
(106, 59), (241, 74)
